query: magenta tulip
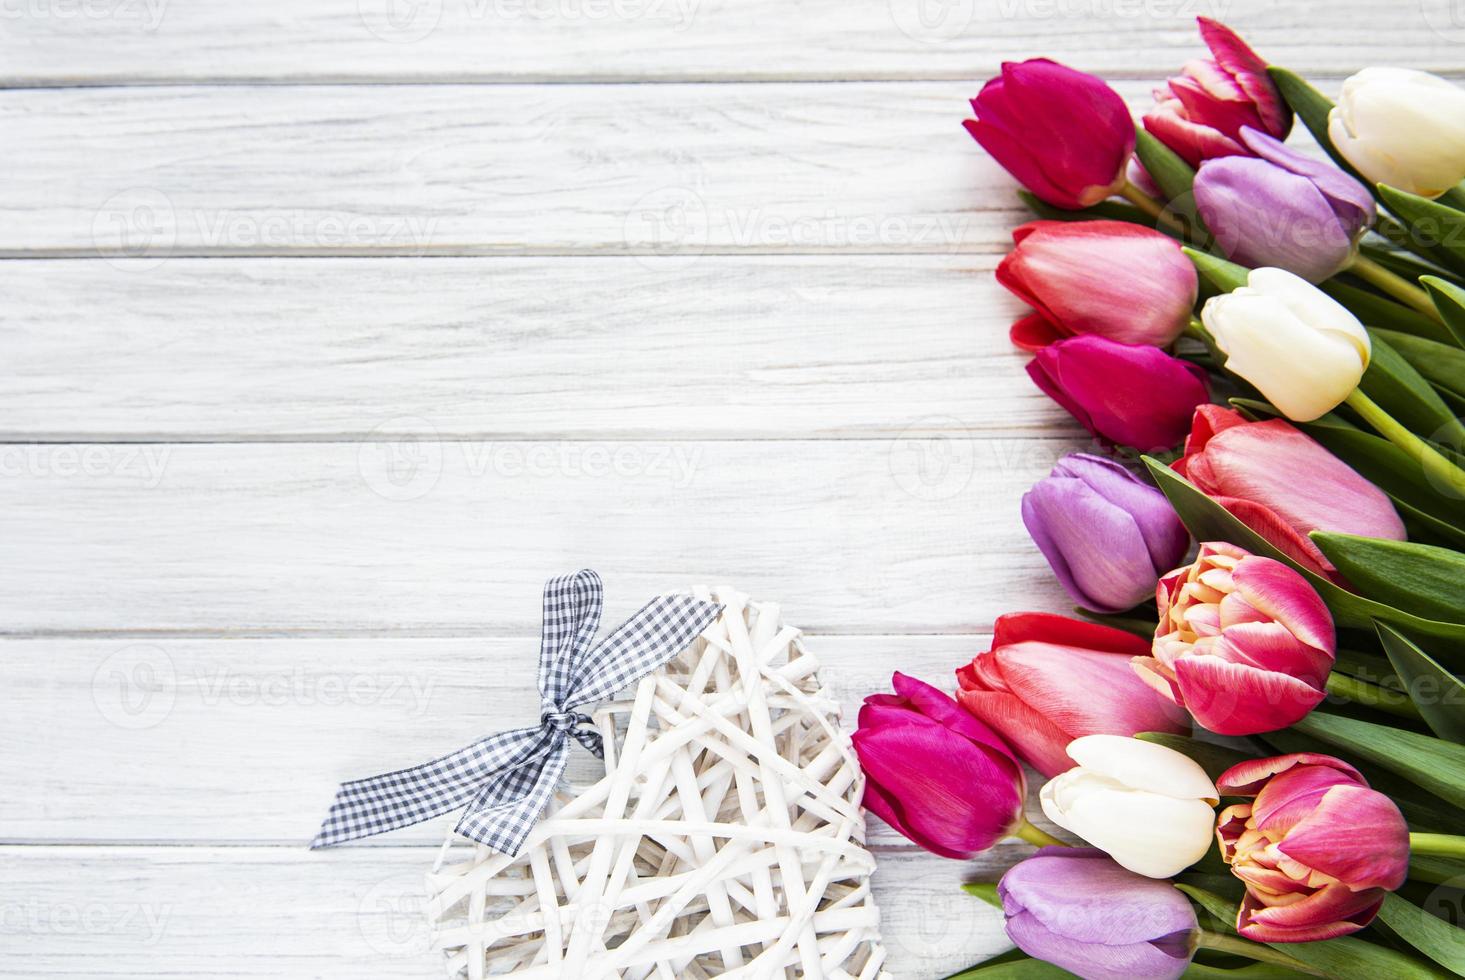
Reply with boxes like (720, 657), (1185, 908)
(1144, 18), (1291, 168)
(1001, 847), (1199, 980)
(1134, 542), (1335, 736)
(998, 221), (1200, 351)
(1022, 454), (1190, 613)
(957, 613), (1187, 778)
(1217, 754), (1409, 942)
(1194, 128), (1375, 282)
(1028, 336), (1209, 451)
(965, 59), (1136, 210)
(1175, 406), (1406, 581)
(853, 672), (1025, 859)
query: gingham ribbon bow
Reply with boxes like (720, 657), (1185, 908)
(311, 570), (721, 854)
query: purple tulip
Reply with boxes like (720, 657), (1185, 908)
(1027, 336), (1209, 452)
(1022, 454), (1189, 614)
(1194, 128), (1375, 282)
(999, 847), (1198, 980)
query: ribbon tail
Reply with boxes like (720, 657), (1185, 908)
(310, 726), (546, 849)
(567, 593), (723, 706)
(454, 737), (572, 856)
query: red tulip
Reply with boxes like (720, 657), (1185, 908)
(1028, 336), (1209, 452)
(965, 59), (1136, 210)
(957, 613), (1188, 778)
(1144, 18), (1292, 168)
(853, 672), (1025, 859)
(1134, 542), (1335, 735)
(1174, 406), (1406, 580)
(999, 221), (1200, 351)
(1217, 754), (1409, 942)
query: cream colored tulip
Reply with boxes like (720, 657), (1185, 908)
(1039, 735), (1219, 879)
(1328, 68), (1465, 199)
(1201, 267), (1371, 422)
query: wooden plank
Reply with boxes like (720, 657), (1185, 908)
(0, 844), (1013, 978)
(0, 438), (1079, 634)
(0, 81), (1102, 257)
(0, 634), (1000, 844)
(0, 0), (1457, 84)
(1, 255), (1064, 440)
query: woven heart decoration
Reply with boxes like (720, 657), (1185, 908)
(424, 586), (890, 979)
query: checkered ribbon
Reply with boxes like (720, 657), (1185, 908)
(311, 570), (721, 854)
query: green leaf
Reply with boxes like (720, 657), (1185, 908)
(962, 882), (1003, 909)
(1313, 533), (1465, 624)
(1377, 623), (1465, 743)
(1184, 248), (1249, 292)
(1376, 893), (1465, 976)
(1408, 852), (1465, 884)
(1016, 190), (1155, 228)
(1372, 329), (1465, 404)
(943, 949), (1076, 980)
(1359, 332), (1465, 446)
(1144, 458), (1465, 646)
(1323, 280), (1458, 347)
(1177, 882), (1448, 980)
(1136, 733), (1254, 783)
(1267, 68), (1366, 188)
(1290, 711), (1465, 809)
(1423, 276), (1465, 349)
(1376, 185), (1465, 278)
(1184, 963), (1310, 979)
(1134, 129), (1207, 236)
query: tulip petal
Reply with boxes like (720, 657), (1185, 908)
(1278, 784), (1409, 890)
(1051, 454), (1190, 575)
(1001, 846), (1199, 945)
(1212, 621), (1332, 688)
(1023, 477), (1160, 613)
(889, 671), (1023, 768)
(1173, 655), (1326, 735)
(1009, 312), (1066, 351)
(1249, 763), (1362, 833)
(1218, 753), (1365, 796)
(1006, 912), (1193, 980)
(998, 643), (1188, 746)
(1064, 734), (1219, 802)
(991, 611), (1151, 656)
(1228, 556), (1336, 655)
(1197, 17), (1291, 137)
(1041, 771), (1217, 878)
(1238, 883), (1385, 942)
(957, 686), (1076, 779)
(859, 771), (969, 860)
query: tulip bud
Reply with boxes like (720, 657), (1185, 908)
(1200, 267), (1370, 421)
(1194, 129), (1375, 282)
(1039, 735), (1219, 879)
(1217, 753), (1409, 942)
(1144, 18), (1291, 169)
(1174, 406), (1406, 580)
(1329, 68), (1465, 200)
(1028, 336), (1209, 452)
(1022, 454), (1190, 613)
(998, 221), (1199, 351)
(852, 672), (1025, 859)
(1134, 542), (1335, 736)
(1000, 847), (1199, 980)
(965, 59), (1136, 210)
(957, 613), (1188, 778)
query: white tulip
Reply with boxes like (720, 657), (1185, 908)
(1039, 735), (1219, 879)
(1328, 68), (1465, 199)
(1201, 267), (1371, 422)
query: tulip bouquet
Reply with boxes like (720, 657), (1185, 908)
(856, 19), (1465, 980)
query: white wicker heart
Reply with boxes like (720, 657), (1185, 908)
(424, 586), (890, 980)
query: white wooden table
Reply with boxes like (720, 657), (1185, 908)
(1, 2), (1456, 976)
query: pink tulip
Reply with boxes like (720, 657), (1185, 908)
(1217, 754), (1409, 942)
(1144, 18), (1292, 168)
(957, 613), (1188, 778)
(998, 221), (1200, 351)
(965, 59), (1136, 210)
(853, 672), (1026, 859)
(1174, 406), (1406, 580)
(1134, 543), (1335, 735)
(1028, 336), (1209, 452)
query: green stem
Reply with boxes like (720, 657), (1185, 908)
(1118, 181), (1188, 238)
(1410, 832), (1465, 860)
(1344, 389), (1465, 499)
(1195, 930), (1326, 976)
(1325, 672), (1423, 720)
(1013, 820), (1067, 849)
(1350, 254), (1443, 322)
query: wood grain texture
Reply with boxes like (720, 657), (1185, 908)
(0, 438), (1081, 634)
(1, 255), (1067, 439)
(0, 844), (1015, 978)
(0, 634), (1009, 843)
(1, 0), (1460, 84)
